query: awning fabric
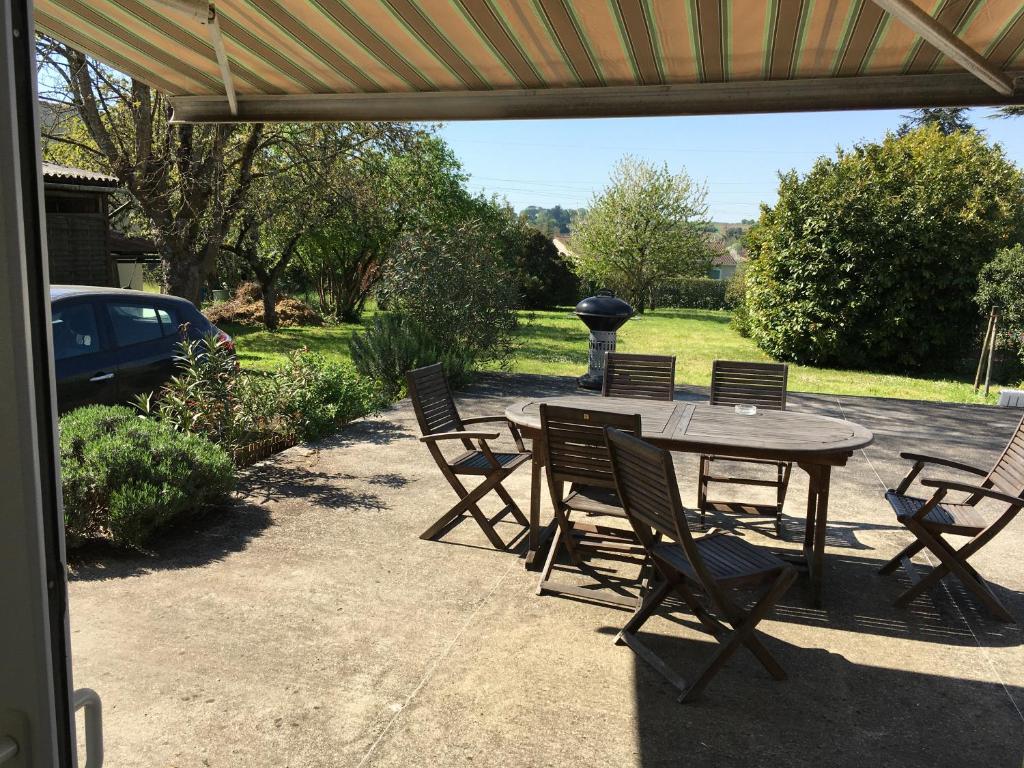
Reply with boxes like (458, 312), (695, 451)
(34, 0), (1024, 123)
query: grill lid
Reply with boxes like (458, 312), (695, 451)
(574, 290), (634, 331)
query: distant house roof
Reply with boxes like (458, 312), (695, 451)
(711, 250), (737, 267)
(41, 162), (118, 187)
(552, 236), (575, 259)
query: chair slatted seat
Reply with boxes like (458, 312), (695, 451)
(602, 353), (676, 401)
(407, 364), (530, 549)
(537, 404), (647, 608)
(450, 451), (527, 473)
(605, 427), (798, 703)
(885, 493), (987, 536)
(881, 415), (1024, 622)
(698, 360), (792, 530)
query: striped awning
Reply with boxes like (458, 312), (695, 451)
(34, 0), (1024, 123)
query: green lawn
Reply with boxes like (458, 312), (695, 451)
(220, 321), (366, 371)
(222, 308), (1003, 405)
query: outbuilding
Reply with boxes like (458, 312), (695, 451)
(42, 161), (118, 287)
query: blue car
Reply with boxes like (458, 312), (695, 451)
(50, 285), (233, 413)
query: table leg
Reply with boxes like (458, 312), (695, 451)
(799, 462), (831, 607)
(524, 437), (553, 570)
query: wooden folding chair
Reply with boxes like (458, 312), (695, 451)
(606, 426), (798, 703)
(880, 414), (1024, 622)
(698, 360), (792, 529)
(406, 364), (530, 549)
(602, 352), (676, 401)
(537, 404), (647, 608)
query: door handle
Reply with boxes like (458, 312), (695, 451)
(0, 736), (17, 766)
(88, 372), (114, 382)
(73, 689), (103, 768)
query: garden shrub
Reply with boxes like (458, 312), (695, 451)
(725, 268), (751, 337)
(745, 125), (1024, 372)
(351, 312), (475, 397)
(516, 228), (580, 309)
(273, 350), (382, 441)
(140, 334), (381, 452)
(976, 243), (1024, 371)
(377, 220), (518, 374)
(60, 405), (234, 548)
(653, 277), (730, 310)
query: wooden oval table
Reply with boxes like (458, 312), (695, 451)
(505, 395), (874, 605)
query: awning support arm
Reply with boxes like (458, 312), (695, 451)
(869, 0), (1015, 96)
(205, 7), (237, 116)
(153, 0), (237, 115)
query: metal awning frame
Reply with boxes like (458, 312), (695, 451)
(168, 70), (1024, 123)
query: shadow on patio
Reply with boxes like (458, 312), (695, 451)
(64, 373), (1024, 767)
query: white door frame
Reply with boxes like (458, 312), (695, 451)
(0, 0), (78, 765)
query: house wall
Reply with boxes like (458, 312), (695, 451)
(44, 188), (114, 286)
(709, 264), (737, 281)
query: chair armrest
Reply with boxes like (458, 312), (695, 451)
(460, 415), (508, 426)
(420, 431), (499, 443)
(460, 415), (526, 452)
(920, 477), (1024, 506)
(900, 452), (987, 475)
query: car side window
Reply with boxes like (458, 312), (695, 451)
(156, 307), (182, 338)
(107, 302), (164, 347)
(52, 303), (101, 361)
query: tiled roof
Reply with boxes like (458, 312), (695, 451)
(41, 162), (118, 186)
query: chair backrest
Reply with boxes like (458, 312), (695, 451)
(710, 360), (788, 411)
(984, 413), (1024, 497)
(605, 427), (716, 585)
(540, 404), (641, 490)
(406, 363), (464, 437)
(603, 352), (676, 401)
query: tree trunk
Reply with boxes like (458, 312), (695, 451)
(162, 247), (205, 304)
(261, 282), (279, 331)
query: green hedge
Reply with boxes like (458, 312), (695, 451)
(745, 126), (1024, 371)
(653, 277), (730, 310)
(60, 405), (235, 549)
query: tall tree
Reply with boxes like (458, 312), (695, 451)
(224, 122), (422, 329)
(994, 106), (1024, 118)
(295, 134), (466, 322)
(37, 37), (264, 302)
(897, 107), (974, 136)
(569, 155), (712, 312)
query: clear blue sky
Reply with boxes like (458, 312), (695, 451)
(436, 108), (1024, 222)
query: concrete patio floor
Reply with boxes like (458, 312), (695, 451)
(67, 374), (1024, 767)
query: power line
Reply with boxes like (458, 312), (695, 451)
(449, 137), (824, 156)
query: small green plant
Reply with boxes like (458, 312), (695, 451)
(60, 405), (234, 548)
(272, 349), (383, 441)
(135, 332), (241, 445)
(138, 333), (381, 453)
(351, 312), (475, 397)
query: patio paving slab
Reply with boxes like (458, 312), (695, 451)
(67, 373), (1024, 767)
